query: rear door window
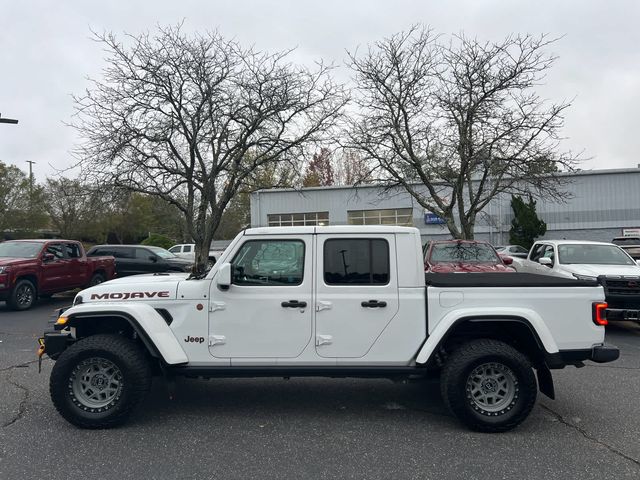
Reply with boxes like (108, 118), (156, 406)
(112, 248), (135, 259)
(65, 243), (81, 258)
(323, 239), (389, 285)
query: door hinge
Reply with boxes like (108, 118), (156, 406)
(209, 302), (226, 313)
(316, 334), (333, 346)
(316, 301), (332, 312)
(209, 335), (226, 346)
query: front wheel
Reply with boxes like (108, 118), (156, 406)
(49, 334), (152, 428)
(8, 279), (37, 310)
(440, 339), (537, 433)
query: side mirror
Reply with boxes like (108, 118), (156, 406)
(636, 260), (640, 267)
(501, 255), (513, 265)
(217, 263), (232, 289)
(43, 253), (55, 263)
(538, 257), (553, 267)
(149, 255), (158, 263)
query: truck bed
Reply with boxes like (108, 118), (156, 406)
(425, 272), (598, 288)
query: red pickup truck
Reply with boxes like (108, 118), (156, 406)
(423, 239), (515, 273)
(0, 239), (115, 310)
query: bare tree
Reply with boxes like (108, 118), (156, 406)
(73, 25), (346, 272)
(43, 178), (101, 238)
(333, 150), (374, 186)
(347, 27), (578, 239)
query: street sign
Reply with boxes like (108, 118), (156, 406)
(424, 212), (446, 225)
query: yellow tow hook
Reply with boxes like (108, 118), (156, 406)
(37, 338), (45, 373)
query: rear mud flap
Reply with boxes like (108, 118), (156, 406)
(536, 364), (555, 399)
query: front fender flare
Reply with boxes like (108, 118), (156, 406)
(63, 303), (188, 365)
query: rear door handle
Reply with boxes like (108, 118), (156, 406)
(281, 300), (307, 308)
(361, 300), (387, 308)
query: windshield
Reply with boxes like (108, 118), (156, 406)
(557, 244), (636, 265)
(612, 237), (640, 246)
(430, 243), (500, 263)
(146, 246), (177, 259)
(0, 241), (43, 258)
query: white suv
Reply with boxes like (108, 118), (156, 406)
(168, 243), (226, 265)
(520, 240), (640, 280)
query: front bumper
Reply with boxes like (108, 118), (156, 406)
(38, 331), (72, 360)
(546, 343), (620, 368)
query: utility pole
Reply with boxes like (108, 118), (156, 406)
(26, 160), (36, 196)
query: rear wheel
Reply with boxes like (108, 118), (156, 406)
(440, 339), (537, 432)
(88, 273), (105, 287)
(50, 334), (151, 428)
(8, 279), (37, 310)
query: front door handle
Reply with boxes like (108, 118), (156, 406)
(281, 300), (307, 308)
(361, 300), (387, 308)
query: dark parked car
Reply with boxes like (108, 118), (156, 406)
(611, 236), (640, 260)
(87, 245), (193, 277)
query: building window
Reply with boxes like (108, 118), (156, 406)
(267, 212), (329, 227)
(347, 208), (413, 226)
(323, 238), (390, 285)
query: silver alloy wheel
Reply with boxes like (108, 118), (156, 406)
(16, 283), (34, 306)
(70, 357), (123, 411)
(466, 362), (517, 415)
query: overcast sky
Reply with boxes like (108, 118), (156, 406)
(1, 0), (639, 181)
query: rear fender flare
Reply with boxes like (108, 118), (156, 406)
(416, 307), (558, 364)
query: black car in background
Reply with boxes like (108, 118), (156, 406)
(611, 236), (640, 260)
(86, 245), (194, 277)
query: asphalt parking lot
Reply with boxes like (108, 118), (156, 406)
(1, 298), (639, 480)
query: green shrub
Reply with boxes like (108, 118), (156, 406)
(141, 233), (174, 250)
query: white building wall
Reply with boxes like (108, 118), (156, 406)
(250, 168), (640, 244)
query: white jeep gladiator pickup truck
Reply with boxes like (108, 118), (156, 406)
(39, 226), (619, 432)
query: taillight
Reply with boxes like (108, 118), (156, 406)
(592, 302), (608, 326)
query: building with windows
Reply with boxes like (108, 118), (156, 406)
(250, 167), (640, 244)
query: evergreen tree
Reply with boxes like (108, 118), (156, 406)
(509, 195), (547, 249)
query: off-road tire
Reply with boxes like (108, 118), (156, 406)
(8, 279), (37, 310)
(440, 339), (537, 433)
(88, 273), (105, 287)
(50, 334), (152, 428)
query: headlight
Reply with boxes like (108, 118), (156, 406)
(573, 273), (598, 282)
(0, 266), (9, 274)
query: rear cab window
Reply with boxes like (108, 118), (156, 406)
(323, 238), (390, 285)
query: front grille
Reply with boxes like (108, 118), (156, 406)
(602, 277), (640, 296)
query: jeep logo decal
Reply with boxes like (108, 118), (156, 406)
(184, 336), (205, 344)
(90, 291), (171, 300)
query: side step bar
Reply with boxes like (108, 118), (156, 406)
(169, 365), (427, 379)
